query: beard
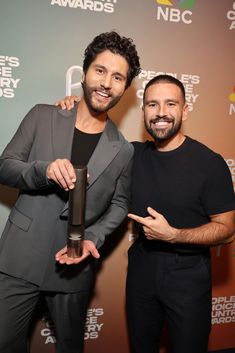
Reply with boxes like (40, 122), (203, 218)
(144, 116), (182, 142)
(82, 80), (122, 114)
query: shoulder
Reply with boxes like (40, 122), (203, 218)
(24, 103), (61, 120)
(131, 140), (154, 154)
(31, 103), (65, 116)
(187, 137), (224, 161)
(23, 103), (75, 126)
(106, 119), (134, 152)
(187, 137), (229, 174)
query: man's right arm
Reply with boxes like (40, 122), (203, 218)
(0, 105), (76, 191)
(0, 105), (49, 190)
(55, 95), (79, 110)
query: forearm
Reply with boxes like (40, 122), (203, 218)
(84, 202), (127, 248)
(129, 208), (235, 246)
(85, 156), (133, 248)
(0, 158), (50, 190)
(172, 214), (235, 246)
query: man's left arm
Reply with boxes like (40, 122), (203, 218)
(84, 153), (133, 248)
(56, 151), (133, 264)
(128, 207), (235, 246)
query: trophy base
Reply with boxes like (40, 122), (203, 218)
(67, 238), (82, 258)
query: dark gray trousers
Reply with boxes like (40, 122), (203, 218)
(0, 272), (90, 353)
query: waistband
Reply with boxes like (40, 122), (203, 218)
(138, 238), (210, 257)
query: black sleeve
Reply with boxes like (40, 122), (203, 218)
(201, 154), (235, 215)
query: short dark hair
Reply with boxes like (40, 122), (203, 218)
(83, 31), (141, 88)
(143, 74), (186, 103)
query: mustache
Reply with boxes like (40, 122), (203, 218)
(150, 117), (174, 124)
(82, 81), (111, 96)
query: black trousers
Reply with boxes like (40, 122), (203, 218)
(0, 272), (90, 353)
(126, 243), (212, 353)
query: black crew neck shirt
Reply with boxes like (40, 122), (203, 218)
(71, 128), (102, 166)
(130, 136), (235, 253)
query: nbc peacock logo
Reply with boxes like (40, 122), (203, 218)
(155, 0), (195, 24)
(156, 0), (195, 9)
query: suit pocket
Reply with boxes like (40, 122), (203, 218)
(8, 207), (32, 232)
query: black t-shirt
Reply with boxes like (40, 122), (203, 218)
(71, 128), (102, 166)
(131, 136), (235, 253)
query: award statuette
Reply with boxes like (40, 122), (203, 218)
(67, 165), (87, 258)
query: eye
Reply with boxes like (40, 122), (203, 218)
(167, 102), (176, 107)
(114, 75), (122, 82)
(96, 67), (104, 74)
(147, 102), (157, 108)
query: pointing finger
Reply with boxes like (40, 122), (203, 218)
(128, 213), (148, 226)
(147, 207), (160, 218)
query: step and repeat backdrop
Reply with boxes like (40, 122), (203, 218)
(0, 1), (235, 352)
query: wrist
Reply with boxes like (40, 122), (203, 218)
(170, 227), (180, 243)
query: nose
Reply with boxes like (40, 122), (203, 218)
(157, 104), (167, 117)
(100, 74), (112, 89)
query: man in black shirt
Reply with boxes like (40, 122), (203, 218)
(0, 31), (141, 353)
(127, 75), (235, 353)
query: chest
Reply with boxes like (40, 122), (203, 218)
(132, 149), (205, 212)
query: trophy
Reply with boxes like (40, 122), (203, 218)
(67, 165), (87, 258)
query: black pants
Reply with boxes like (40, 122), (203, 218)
(0, 272), (90, 353)
(126, 243), (212, 353)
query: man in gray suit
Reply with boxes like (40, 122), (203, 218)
(0, 31), (141, 353)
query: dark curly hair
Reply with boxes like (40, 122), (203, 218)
(83, 31), (141, 88)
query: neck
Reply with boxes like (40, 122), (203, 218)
(154, 133), (186, 152)
(75, 98), (107, 133)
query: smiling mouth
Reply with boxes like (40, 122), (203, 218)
(151, 118), (173, 128)
(95, 90), (110, 99)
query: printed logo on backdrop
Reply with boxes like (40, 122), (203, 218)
(137, 70), (200, 112)
(51, 0), (117, 13)
(0, 56), (20, 99)
(215, 158), (235, 258)
(66, 65), (83, 96)
(155, 0), (195, 25)
(85, 308), (104, 340)
(227, 1), (235, 30)
(40, 308), (104, 344)
(229, 86), (235, 115)
(225, 159), (235, 191)
(212, 296), (235, 325)
(40, 314), (56, 344)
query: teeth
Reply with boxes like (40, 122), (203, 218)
(155, 121), (168, 125)
(97, 91), (109, 97)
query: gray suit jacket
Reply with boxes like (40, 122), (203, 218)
(0, 104), (134, 292)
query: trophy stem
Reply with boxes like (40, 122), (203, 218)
(67, 165), (87, 258)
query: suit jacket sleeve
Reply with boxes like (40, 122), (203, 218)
(84, 148), (133, 249)
(0, 105), (51, 190)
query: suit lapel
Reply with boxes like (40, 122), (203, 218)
(87, 118), (122, 189)
(60, 117), (122, 215)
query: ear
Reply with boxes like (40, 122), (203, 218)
(141, 104), (145, 122)
(182, 103), (189, 122)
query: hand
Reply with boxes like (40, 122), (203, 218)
(55, 240), (100, 265)
(55, 95), (80, 110)
(46, 158), (76, 191)
(128, 207), (176, 243)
